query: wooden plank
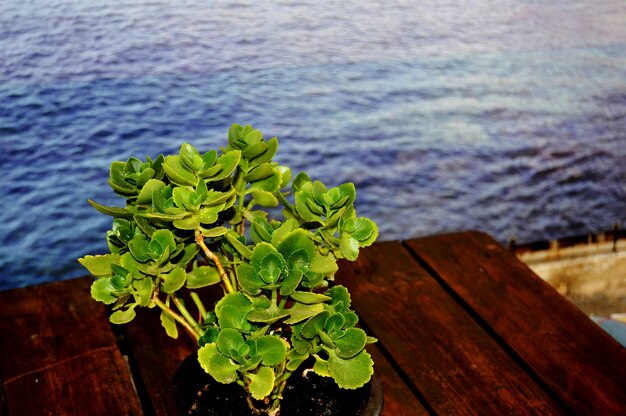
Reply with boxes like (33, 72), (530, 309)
(0, 277), (143, 416)
(122, 306), (196, 416)
(405, 231), (626, 415)
(337, 241), (567, 415)
(367, 344), (429, 416)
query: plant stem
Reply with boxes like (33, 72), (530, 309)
(195, 230), (236, 294)
(239, 217), (246, 235)
(171, 293), (204, 336)
(190, 292), (207, 322)
(152, 294), (201, 340)
(228, 269), (238, 292)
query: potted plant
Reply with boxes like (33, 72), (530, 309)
(78, 124), (381, 415)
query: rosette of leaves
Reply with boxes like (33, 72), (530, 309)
(288, 286), (376, 389)
(107, 155), (165, 201)
(280, 173), (378, 261)
(226, 124), (292, 219)
(197, 293), (290, 402)
(79, 124), (379, 416)
(236, 227), (337, 296)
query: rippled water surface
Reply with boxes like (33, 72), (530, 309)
(1, 0), (626, 288)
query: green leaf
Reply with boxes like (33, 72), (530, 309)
(326, 286), (352, 311)
(243, 143), (268, 162)
(258, 251), (286, 284)
(137, 179), (165, 205)
(291, 327), (314, 355)
(245, 164), (274, 182)
(139, 211), (188, 221)
(88, 199), (133, 219)
(202, 150), (218, 169)
(327, 183), (356, 209)
(161, 267), (186, 293)
(160, 309), (178, 339)
(312, 356), (330, 377)
(250, 137), (278, 167)
(248, 367), (275, 400)
(236, 263), (263, 295)
(247, 305), (290, 324)
(172, 187), (194, 209)
(309, 253), (338, 275)
(78, 254), (120, 277)
(217, 328), (246, 356)
(344, 311), (359, 328)
(128, 235), (151, 262)
(133, 277), (154, 306)
(198, 343), (240, 384)
(200, 226), (229, 238)
(204, 188), (236, 206)
(279, 269), (303, 296)
(225, 232), (252, 259)
(294, 192), (322, 222)
(286, 350), (309, 371)
(228, 124), (241, 142)
(269, 219), (297, 246)
(277, 166), (292, 188)
(152, 229), (176, 253)
(243, 129), (263, 146)
(250, 218), (274, 244)
(340, 234), (359, 261)
(277, 229), (316, 267)
(173, 215), (199, 230)
(208, 151), (241, 181)
(133, 215), (157, 237)
(110, 305), (137, 324)
(301, 310), (331, 339)
(91, 278), (118, 304)
(290, 291), (331, 304)
(284, 303), (325, 325)
(350, 217), (375, 241)
(334, 328), (367, 359)
(180, 143), (205, 172)
(108, 177), (136, 196)
(327, 349), (373, 389)
(249, 189), (278, 207)
(312, 180), (328, 205)
(186, 266), (221, 289)
(256, 335), (287, 366)
(198, 205), (224, 225)
(163, 155), (197, 186)
(292, 172), (311, 192)
(215, 293), (253, 332)
(249, 171), (281, 193)
(199, 327), (220, 346)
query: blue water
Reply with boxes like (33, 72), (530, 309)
(1, 0), (625, 289)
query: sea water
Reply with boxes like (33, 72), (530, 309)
(1, 0), (625, 288)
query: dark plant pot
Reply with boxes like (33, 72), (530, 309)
(170, 353), (383, 416)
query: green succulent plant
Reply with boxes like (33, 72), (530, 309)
(79, 124), (378, 415)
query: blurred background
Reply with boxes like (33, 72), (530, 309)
(1, 0), (625, 289)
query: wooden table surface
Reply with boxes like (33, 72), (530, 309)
(1, 231), (625, 416)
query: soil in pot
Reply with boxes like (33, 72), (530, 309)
(170, 354), (383, 416)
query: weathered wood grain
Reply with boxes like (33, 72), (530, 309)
(406, 231), (626, 415)
(121, 305), (196, 416)
(367, 344), (429, 416)
(337, 241), (567, 415)
(0, 277), (143, 416)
